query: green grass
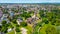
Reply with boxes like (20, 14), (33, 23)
(25, 25), (33, 34)
(40, 23), (56, 34)
(7, 30), (15, 34)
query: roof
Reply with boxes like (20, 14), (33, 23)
(26, 18), (32, 24)
(0, 32), (5, 34)
(0, 10), (3, 18)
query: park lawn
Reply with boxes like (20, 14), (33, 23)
(39, 23), (56, 34)
(39, 24), (48, 34)
(16, 32), (21, 34)
(26, 25), (33, 34)
(34, 25), (40, 34)
(22, 17), (25, 21)
(36, 19), (41, 23)
(37, 13), (40, 18)
(31, 13), (34, 16)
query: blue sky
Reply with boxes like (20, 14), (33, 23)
(0, 0), (60, 3)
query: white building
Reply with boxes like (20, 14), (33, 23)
(7, 28), (12, 32)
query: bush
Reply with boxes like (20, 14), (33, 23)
(15, 27), (20, 32)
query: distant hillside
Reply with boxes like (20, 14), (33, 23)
(0, 3), (60, 6)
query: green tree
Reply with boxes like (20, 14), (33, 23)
(2, 20), (7, 26)
(12, 19), (17, 24)
(1, 26), (8, 33)
(21, 22), (27, 27)
(15, 27), (20, 32)
(20, 12), (31, 19)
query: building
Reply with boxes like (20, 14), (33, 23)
(26, 18), (32, 24)
(1, 14), (8, 20)
(0, 10), (3, 18)
(17, 17), (23, 25)
(7, 28), (12, 32)
(9, 10), (14, 17)
(1, 14), (10, 23)
(0, 32), (5, 34)
(21, 28), (27, 34)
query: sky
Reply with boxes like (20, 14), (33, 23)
(0, 0), (60, 3)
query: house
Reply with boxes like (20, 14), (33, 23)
(26, 16), (39, 24)
(6, 19), (10, 23)
(26, 17), (33, 24)
(1, 14), (8, 20)
(8, 9), (14, 17)
(16, 18), (23, 25)
(35, 17), (39, 20)
(1, 14), (10, 23)
(14, 12), (23, 15)
(8, 10), (14, 19)
(3, 14), (8, 17)
(0, 10), (3, 18)
(1, 18), (10, 23)
(32, 14), (39, 21)
(0, 32), (5, 34)
(0, 19), (2, 22)
(0, 23), (2, 26)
